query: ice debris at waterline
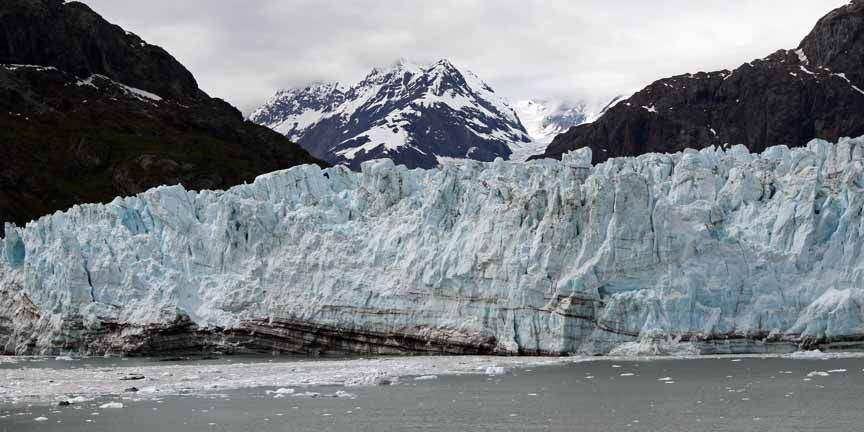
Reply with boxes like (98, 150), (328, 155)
(0, 356), (565, 403)
(4, 137), (864, 356)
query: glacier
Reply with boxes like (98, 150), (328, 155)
(3, 136), (864, 356)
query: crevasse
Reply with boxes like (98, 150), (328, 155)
(3, 137), (864, 355)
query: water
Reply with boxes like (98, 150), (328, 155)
(2, 356), (863, 431)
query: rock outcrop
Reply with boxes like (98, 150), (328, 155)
(0, 0), (323, 226)
(3, 136), (864, 356)
(539, 1), (864, 165)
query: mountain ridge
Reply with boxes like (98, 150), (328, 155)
(0, 0), (324, 226)
(251, 59), (532, 169)
(538, 1), (864, 164)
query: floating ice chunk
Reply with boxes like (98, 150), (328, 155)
(34, 417), (48, 422)
(657, 377), (673, 381)
(99, 402), (124, 409)
(55, 356), (76, 361)
(266, 388), (295, 395)
(373, 377), (397, 386)
(828, 369), (847, 374)
(619, 373), (635, 377)
(67, 396), (94, 403)
(413, 375), (438, 381)
(806, 371), (830, 377)
(791, 350), (827, 359)
(484, 366), (507, 376)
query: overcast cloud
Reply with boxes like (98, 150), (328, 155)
(78, 0), (849, 114)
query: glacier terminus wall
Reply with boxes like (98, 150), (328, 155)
(3, 137), (864, 356)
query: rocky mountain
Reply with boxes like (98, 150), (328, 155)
(0, 0), (323, 226)
(4, 136), (864, 356)
(539, 1), (864, 164)
(250, 59), (532, 169)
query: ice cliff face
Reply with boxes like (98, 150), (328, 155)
(3, 136), (864, 356)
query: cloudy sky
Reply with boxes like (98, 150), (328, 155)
(79, 0), (848, 114)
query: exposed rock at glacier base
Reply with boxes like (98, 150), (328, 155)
(4, 136), (864, 356)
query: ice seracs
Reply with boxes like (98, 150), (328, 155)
(4, 136), (864, 356)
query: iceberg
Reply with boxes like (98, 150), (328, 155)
(3, 136), (864, 356)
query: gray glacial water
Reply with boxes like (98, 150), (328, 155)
(2, 356), (863, 432)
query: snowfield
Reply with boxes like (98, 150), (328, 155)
(4, 136), (864, 356)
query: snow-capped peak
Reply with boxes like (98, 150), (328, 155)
(513, 99), (591, 144)
(249, 81), (346, 141)
(251, 59), (532, 169)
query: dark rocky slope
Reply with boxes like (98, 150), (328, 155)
(0, 0), (323, 226)
(539, 1), (864, 164)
